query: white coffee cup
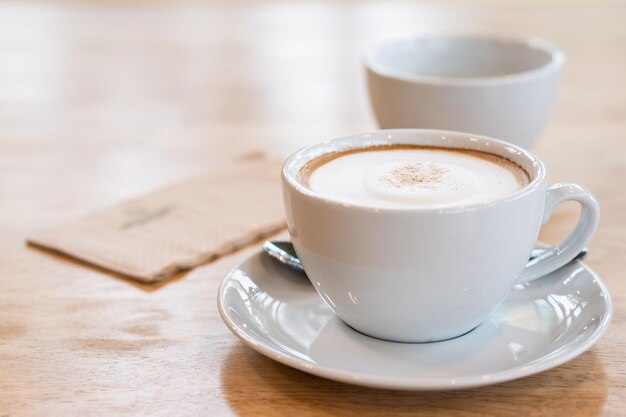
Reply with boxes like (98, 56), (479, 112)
(364, 35), (565, 149)
(282, 129), (599, 343)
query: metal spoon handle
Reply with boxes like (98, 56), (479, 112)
(262, 241), (304, 271)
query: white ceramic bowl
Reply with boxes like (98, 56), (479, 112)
(364, 35), (566, 149)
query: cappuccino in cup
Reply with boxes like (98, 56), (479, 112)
(282, 130), (598, 342)
(298, 146), (529, 209)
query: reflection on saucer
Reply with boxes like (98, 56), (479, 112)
(218, 251), (612, 390)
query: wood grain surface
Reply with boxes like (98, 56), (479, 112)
(1, 2), (624, 416)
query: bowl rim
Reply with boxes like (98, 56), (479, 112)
(363, 33), (566, 86)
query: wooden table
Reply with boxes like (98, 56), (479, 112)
(1, 2), (624, 416)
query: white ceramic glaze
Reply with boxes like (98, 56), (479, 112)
(282, 130), (599, 342)
(364, 35), (565, 149)
(217, 250), (612, 390)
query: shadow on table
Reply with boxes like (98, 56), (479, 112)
(27, 228), (288, 292)
(26, 243), (189, 291)
(220, 344), (608, 417)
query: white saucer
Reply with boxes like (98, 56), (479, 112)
(217, 250), (612, 390)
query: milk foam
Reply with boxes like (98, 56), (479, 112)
(307, 148), (525, 208)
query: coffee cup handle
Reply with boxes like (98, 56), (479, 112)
(518, 183), (600, 283)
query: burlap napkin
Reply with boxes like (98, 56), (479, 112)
(27, 159), (285, 283)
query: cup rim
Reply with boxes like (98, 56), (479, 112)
(363, 33), (566, 86)
(282, 129), (546, 213)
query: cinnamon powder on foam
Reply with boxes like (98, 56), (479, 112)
(298, 144), (531, 189)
